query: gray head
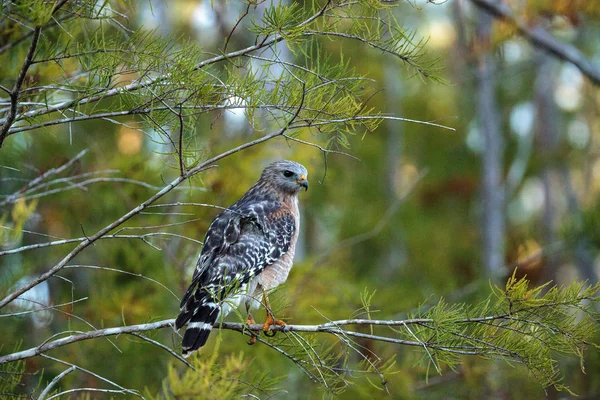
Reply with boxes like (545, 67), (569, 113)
(260, 160), (308, 194)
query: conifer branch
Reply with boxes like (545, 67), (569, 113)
(0, 82), (307, 309)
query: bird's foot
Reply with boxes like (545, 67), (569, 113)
(263, 314), (286, 337)
(245, 314), (259, 345)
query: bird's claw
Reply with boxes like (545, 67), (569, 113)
(263, 314), (286, 337)
(245, 314), (259, 345)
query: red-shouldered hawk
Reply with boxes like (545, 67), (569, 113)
(175, 160), (308, 357)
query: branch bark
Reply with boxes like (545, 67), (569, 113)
(0, 317), (486, 365)
(0, 308), (585, 366)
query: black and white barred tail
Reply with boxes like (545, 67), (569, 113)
(175, 291), (219, 357)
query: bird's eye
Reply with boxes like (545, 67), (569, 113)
(283, 170), (294, 178)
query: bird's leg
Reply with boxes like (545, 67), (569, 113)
(262, 292), (286, 337)
(245, 307), (259, 345)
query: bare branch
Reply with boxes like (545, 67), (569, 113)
(38, 366), (76, 400)
(45, 388), (130, 400)
(470, 0), (600, 86)
(0, 149), (88, 207)
(0, 26), (41, 148)
(40, 355), (142, 399)
(62, 265), (179, 302)
(0, 297), (88, 318)
(223, 2), (252, 52)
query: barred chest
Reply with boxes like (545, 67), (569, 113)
(256, 196), (300, 290)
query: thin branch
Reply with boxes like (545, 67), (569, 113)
(1, 177), (195, 205)
(305, 30), (429, 78)
(62, 265), (179, 302)
(0, 26), (41, 148)
(38, 366), (76, 400)
(0, 149), (88, 207)
(40, 355), (142, 399)
(0, 297), (88, 318)
(0, 319), (178, 365)
(177, 105), (185, 176)
(129, 333), (192, 369)
(470, 0), (600, 86)
(223, 3), (251, 52)
(289, 114), (455, 131)
(45, 388), (129, 400)
(0, 1), (70, 56)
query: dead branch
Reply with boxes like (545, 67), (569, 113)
(470, 0), (600, 86)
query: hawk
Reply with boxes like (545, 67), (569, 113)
(175, 160), (308, 357)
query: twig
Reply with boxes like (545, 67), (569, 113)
(38, 366), (76, 400)
(289, 114), (455, 131)
(0, 26), (41, 148)
(223, 3), (251, 52)
(0, 232), (202, 257)
(0, 149), (87, 207)
(44, 388), (129, 400)
(63, 265), (179, 301)
(40, 355), (142, 399)
(177, 105), (185, 176)
(0, 297), (88, 318)
(129, 333), (192, 369)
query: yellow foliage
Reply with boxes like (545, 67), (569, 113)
(0, 198), (37, 247)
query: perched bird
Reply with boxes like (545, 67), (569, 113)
(175, 160), (308, 357)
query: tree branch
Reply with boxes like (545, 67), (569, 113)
(0, 311), (580, 365)
(38, 366), (76, 400)
(0, 148), (87, 207)
(0, 83), (307, 310)
(0, 26), (42, 148)
(1, 1), (332, 128)
(469, 0), (600, 86)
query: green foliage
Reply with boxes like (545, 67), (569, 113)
(2, 0), (600, 399)
(151, 342), (282, 400)
(1, 0), (441, 159)
(396, 274), (600, 392)
(0, 359), (26, 398)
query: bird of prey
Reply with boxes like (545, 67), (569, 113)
(175, 160), (308, 357)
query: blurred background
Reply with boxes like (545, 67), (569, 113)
(2, 0), (600, 398)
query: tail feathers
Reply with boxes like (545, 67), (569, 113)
(181, 301), (220, 357)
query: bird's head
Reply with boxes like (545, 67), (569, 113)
(261, 160), (309, 195)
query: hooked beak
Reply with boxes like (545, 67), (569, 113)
(298, 174), (308, 191)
